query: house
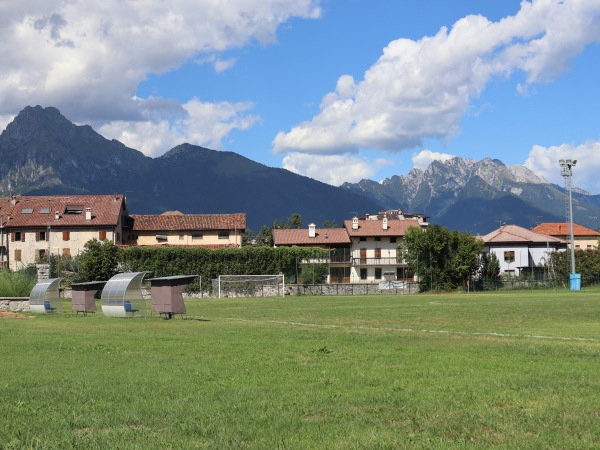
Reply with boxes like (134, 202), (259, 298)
(344, 211), (427, 283)
(123, 211), (246, 248)
(272, 210), (428, 284)
(531, 223), (600, 251)
(0, 194), (127, 271)
(479, 224), (567, 278)
(272, 224), (352, 283)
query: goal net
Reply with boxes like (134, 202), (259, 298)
(217, 274), (285, 298)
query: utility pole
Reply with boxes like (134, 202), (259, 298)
(559, 159), (579, 290)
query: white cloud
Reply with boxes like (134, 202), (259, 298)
(524, 141), (600, 193)
(273, 0), (600, 156)
(412, 150), (456, 170)
(0, 0), (321, 151)
(282, 153), (392, 186)
(99, 97), (260, 157)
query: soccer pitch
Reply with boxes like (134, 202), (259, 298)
(2, 290), (600, 448)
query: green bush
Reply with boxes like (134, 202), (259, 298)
(0, 267), (37, 297)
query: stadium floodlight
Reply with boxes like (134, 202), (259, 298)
(559, 159), (578, 289)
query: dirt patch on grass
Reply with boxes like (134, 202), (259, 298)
(0, 310), (33, 319)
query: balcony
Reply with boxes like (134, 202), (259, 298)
(352, 257), (405, 266)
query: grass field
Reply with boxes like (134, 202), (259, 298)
(2, 290), (600, 448)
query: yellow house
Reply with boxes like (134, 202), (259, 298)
(531, 223), (600, 250)
(124, 211), (245, 248)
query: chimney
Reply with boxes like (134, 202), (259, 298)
(383, 217), (388, 230)
(85, 208), (92, 221)
(365, 214), (370, 220)
(308, 223), (316, 238)
(10, 196), (16, 206)
(55, 211), (60, 220)
(352, 217), (359, 230)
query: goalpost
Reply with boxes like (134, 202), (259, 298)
(217, 274), (285, 298)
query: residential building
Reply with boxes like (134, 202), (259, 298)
(123, 211), (246, 248)
(272, 210), (428, 284)
(0, 194), (127, 271)
(479, 224), (567, 278)
(531, 222), (600, 250)
(272, 224), (352, 283)
(344, 212), (427, 283)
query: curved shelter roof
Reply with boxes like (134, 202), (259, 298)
(101, 272), (149, 305)
(30, 278), (62, 303)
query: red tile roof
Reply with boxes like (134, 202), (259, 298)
(2, 195), (124, 227)
(480, 225), (566, 244)
(531, 223), (600, 237)
(273, 228), (351, 246)
(343, 218), (423, 237)
(130, 213), (246, 231)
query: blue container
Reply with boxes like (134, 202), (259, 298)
(570, 273), (581, 291)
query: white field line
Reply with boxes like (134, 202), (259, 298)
(226, 318), (599, 343)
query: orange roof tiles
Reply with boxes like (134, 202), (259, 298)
(343, 218), (423, 237)
(531, 222), (600, 237)
(273, 228), (351, 245)
(480, 224), (566, 244)
(2, 195), (124, 227)
(130, 213), (246, 231)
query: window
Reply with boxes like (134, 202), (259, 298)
(179, 231), (185, 240)
(38, 249), (46, 260)
(63, 248), (71, 257)
(14, 249), (21, 261)
(192, 231), (204, 239)
(127, 234), (138, 241)
(36, 231), (48, 241)
(64, 205), (83, 214)
(375, 237), (381, 241)
(218, 230), (229, 239)
(12, 231), (25, 242)
(504, 251), (515, 263)
(40, 208), (51, 214)
(390, 237), (397, 243)
(375, 248), (382, 259)
(360, 268), (367, 280)
(375, 268), (382, 280)
(21, 208), (33, 214)
(359, 237), (366, 242)
(99, 231), (107, 241)
(63, 231), (70, 241)
(156, 233), (167, 240)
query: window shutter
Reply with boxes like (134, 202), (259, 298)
(63, 248), (71, 257)
(63, 231), (70, 241)
(99, 230), (107, 241)
(21, 233), (25, 242)
(14, 249), (21, 261)
(10, 233), (14, 242)
(36, 232), (40, 242)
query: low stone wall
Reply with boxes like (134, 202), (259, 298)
(286, 283), (420, 296)
(0, 297), (30, 312)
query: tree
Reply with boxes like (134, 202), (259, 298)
(78, 239), (119, 281)
(300, 263), (328, 285)
(322, 219), (339, 228)
(402, 224), (483, 291)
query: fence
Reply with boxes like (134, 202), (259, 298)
(464, 274), (600, 292)
(288, 282), (420, 296)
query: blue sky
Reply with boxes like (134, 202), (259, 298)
(2, 0), (600, 191)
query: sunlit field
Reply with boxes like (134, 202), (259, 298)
(2, 289), (600, 448)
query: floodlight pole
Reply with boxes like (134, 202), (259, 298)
(559, 159), (577, 277)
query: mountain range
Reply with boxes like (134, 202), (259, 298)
(1, 105), (599, 235)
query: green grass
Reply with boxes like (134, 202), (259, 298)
(2, 290), (600, 448)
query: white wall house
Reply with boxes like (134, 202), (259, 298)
(0, 194), (127, 271)
(480, 225), (567, 277)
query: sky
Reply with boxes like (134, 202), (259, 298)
(1, 0), (600, 192)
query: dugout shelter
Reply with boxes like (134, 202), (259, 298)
(29, 278), (62, 314)
(101, 272), (149, 318)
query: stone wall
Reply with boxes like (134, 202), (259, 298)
(0, 298), (30, 312)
